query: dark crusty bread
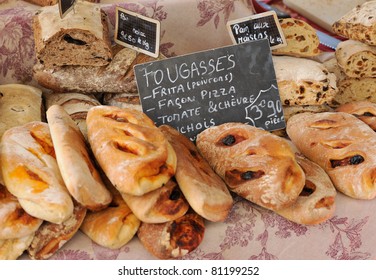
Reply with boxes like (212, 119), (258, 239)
(32, 2), (112, 67)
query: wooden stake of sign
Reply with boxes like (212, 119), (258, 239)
(59, 0), (76, 19)
(134, 39), (285, 141)
(227, 11), (287, 50)
(114, 7), (160, 58)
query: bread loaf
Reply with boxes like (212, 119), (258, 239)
(196, 123), (305, 211)
(332, 1), (376, 46)
(32, 2), (112, 67)
(335, 40), (376, 78)
(0, 84), (43, 138)
(160, 125), (233, 222)
(80, 184), (141, 249)
(336, 101), (376, 130)
(0, 122), (74, 223)
(137, 211), (205, 259)
(286, 111), (376, 199)
(102, 93), (142, 111)
(0, 234), (35, 260)
(86, 106), (176, 196)
(272, 18), (320, 57)
(27, 202), (87, 260)
(46, 105), (112, 211)
(121, 178), (189, 224)
(273, 56), (338, 106)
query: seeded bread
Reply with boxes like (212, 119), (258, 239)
(273, 56), (338, 106)
(32, 2), (112, 67)
(272, 18), (320, 58)
(335, 39), (376, 78)
(332, 1), (376, 46)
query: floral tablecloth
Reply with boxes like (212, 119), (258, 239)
(1, 0), (376, 260)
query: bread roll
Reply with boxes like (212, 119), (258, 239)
(86, 106), (177, 196)
(159, 125), (233, 222)
(275, 151), (337, 225)
(273, 56), (338, 106)
(272, 18), (320, 57)
(44, 92), (100, 141)
(335, 40), (376, 78)
(0, 84), (43, 138)
(80, 184), (140, 249)
(46, 105), (112, 211)
(32, 2), (112, 67)
(332, 1), (376, 46)
(196, 123), (305, 211)
(137, 211), (205, 259)
(336, 101), (376, 130)
(0, 183), (43, 239)
(0, 122), (74, 223)
(286, 111), (376, 199)
(0, 234), (35, 260)
(27, 202), (87, 260)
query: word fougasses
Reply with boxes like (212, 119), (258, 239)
(135, 40), (285, 141)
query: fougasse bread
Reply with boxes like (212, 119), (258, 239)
(287, 111), (376, 199)
(159, 125), (233, 222)
(336, 100), (376, 131)
(46, 105), (112, 211)
(196, 122), (305, 211)
(0, 122), (74, 224)
(86, 105), (176, 196)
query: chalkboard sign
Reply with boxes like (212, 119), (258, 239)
(134, 39), (285, 141)
(59, 0), (76, 19)
(227, 11), (287, 50)
(114, 7), (160, 58)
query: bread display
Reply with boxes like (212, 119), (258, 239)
(196, 122), (305, 211)
(137, 211), (205, 259)
(44, 92), (100, 141)
(336, 101), (376, 130)
(335, 40), (376, 78)
(0, 183), (43, 240)
(275, 150), (337, 225)
(287, 112), (376, 199)
(80, 184), (141, 250)
(121, 178), (189, 224)
(46, 105), (112, 211)
(332, 1), (376, 46)
(32, 1), (112, 68)
(0, 84), (43, 138)
(27, 202), (87, 260)
(272, 18), (320, 57)
(272, 56), (338, 106)
(0, 121), (74, 223)
(86, 106), (177, 196)
(160, 125), (233, 222)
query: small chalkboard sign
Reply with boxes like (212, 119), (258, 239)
(134, 39), (285, 141)
(59, 0), (76, 19)
(114, 7), (160, 58)
(227, 11), (287, 50)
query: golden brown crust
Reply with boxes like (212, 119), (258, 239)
(159, 125), (233, 222)
(121, 177), (189, 223)
(286, 112), (376, 199)
(196, 123), (305, 211)
(0, 122), (74, 223)
(137, 212), (205, 259)
(47, 105), (112, 211)
(27, 202), (87, 260)
(86, 106), (176, 196)
(336, 101), (376, 131)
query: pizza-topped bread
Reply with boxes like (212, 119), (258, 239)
(196, 123), (305, 211)
(0, 122), (74, 223)
(86, 106), (176, 196)
(287, 111), (376, 199)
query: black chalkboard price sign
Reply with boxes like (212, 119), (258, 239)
(59, 0), (76, 19)
(134, 39), (285, 141)
(227, 11), (287, 50)
(114, 7), (160, 58)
